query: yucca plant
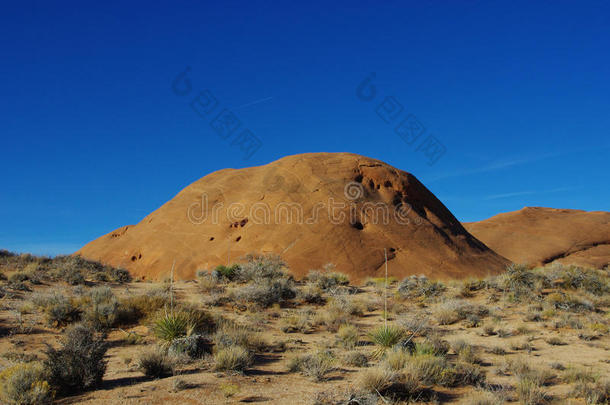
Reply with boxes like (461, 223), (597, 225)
(368, 324), (406, 358)
(152, 310), (193, 346)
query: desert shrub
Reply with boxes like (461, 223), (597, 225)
(545, 264), (609, 296)
(9, 272), (29, 283)
(398, 275), (445, 298)
(235, 254), (288, 282)
(464, 314), (482, 328)
(196, 270), (220, 292)
(488, 345), (507, 355)
(337, 324), (359, 349)
(545, 336), (566, 346)
(44, 323), (108, 395)
(214, 322), (267, 352)
(358, 366), (398, 393)
(546, 292), (593, 312)
(316, 296), (363, 332)
(212, 264), (240, 281)
(415, 337), (449, 357)
(572, 378), (610, 404)
(562, 366), (598, 384)
(288, 350), (334, 381)
(63, 268), (86, 285)
(329, 295), (363, 316)
(115, 288), (169, 325)
(297, 284), (326, 304)
(517, 377), (548, 405)
(168, 334), (213, 359)
(405, 353), (447, 385)
(32, 292), (81, 327)
(82, 287), (118, 330)
(462, 389), (506, 405)
(501, 263), (536, 297)
(214, 346), (252, 372)
(280, 310), (313, 334)
(506, 358), (554, 386)
(342, 351), (368, 367)
(306, 268), (350, 290)
(108, 267), (131, 283)
(0, 362), (53, 405)
(152, 308), (213, 346)
(434, 299), (488, 325)
(440, 362), (486, 387)
(368, 325), (405, 357)
(7, 280), (30, 291)
(399, 312), (434, 337)
(232, 278), (296, 308)
(452, 341), (480, 364)
(137, 350), (175, 378)
(384, 347), (411, 370)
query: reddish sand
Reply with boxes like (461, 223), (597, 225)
(464, 207), (610, 269)
(77, 153), (509, 281)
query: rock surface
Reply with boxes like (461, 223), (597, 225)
(464, 207), (610, 269)
(77, 153), (509, 280)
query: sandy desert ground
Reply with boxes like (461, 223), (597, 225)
(0, 252), (608, 404)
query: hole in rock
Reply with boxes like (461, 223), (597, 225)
(209, 237), (214, 241)
(235, 236), (242, 242)
(354, 174), (363, 183)
(351, 221), (364, 230)
(384, 181), (392, 187)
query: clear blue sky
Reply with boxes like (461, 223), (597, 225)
(1, 1), (609, 255)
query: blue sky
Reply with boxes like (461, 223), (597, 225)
(1, 0), (609, 255)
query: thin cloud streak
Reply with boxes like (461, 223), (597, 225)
(484, 187), (574, 200)
(234, 96), (274, 110)
(428, 144), (610, 183)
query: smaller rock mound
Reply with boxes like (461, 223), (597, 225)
(464, 207), (610, 269)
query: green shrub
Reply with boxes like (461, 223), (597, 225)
(0, 362), (53, 405)
(368, 325), (405, 357)
(152, 308), (213, 346)
(44, 323), (108, 395)
(212, 264), (240, 281)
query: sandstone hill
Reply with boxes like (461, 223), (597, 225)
(464, 207), (610, 269)
(77, 153), (509, 281)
